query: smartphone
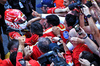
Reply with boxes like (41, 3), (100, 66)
(74, 24), (82, 35)
(18, 59), (26, 66)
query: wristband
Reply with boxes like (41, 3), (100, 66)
(58, 38), (62, 42)
(18, 49), (23, 52)
(86, 14), (92, 18)
(83, 34), (88, 39)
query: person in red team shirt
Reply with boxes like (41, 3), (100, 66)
(9, 22), (43, 46)
(47, 0), (72, 14)
(0, 52), (17, 66)
(16, 36), (40, 66)
(29, 37), (52, 60)
(52, 26), (100, 66)
(36, 0), (73, 14)
(31, 11), (80, 43)
(40, 15), (69, 43)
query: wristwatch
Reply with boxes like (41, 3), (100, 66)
(86, 14), (92, 18)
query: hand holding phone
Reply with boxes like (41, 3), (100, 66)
(75, 24), (82, 35)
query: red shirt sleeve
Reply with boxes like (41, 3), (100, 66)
(47, 7), (58, 14)
(16, 52), (23, 66)
(47, 6), (65, 14)
(2, 59), (13, 66)
(25, 34), (39, 46)
(31, 45), (43, 60)
(0, 59), (3, 66)
(64, 51), (74, 65)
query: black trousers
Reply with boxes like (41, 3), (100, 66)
(0, 40), (5, 60)
(31, 0), (36, 11)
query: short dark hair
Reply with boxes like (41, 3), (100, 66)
(7, 39), (19, 51)
(80, 51), (94, 62)
(38, 38), (51, 53)
(65, 14), (78, 27)
(10, 51), (17, 66)
(80, 51), (98, 66)
(30, 22), (43, 37)
(46, 15), (60, 26)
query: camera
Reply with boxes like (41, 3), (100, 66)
(75, 0), (92, 8)
(75, 0), (82, 5)
(68, 0), (92, 10)
(74, 24), (82, 35)
(38, 47), (69, 66)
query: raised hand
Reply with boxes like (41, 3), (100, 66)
(32, 10), (41, 17)
(52, 26), (61, 37)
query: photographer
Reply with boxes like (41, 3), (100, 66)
(79, 51), (98, 66)
(79, 4), (100, 47)
(30, 37), (52, 60)
(16, 36), (40, 66)
(52, 26), (99, 66)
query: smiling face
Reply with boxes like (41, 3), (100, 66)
(39, 19), (51, 29)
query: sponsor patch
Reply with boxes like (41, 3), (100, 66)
(63, 31), (69, 39)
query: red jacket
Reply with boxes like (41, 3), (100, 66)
(16, 52), (40, 66)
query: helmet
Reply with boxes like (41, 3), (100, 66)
(5, 9), (27, 30)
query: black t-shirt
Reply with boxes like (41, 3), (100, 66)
(0, 3), (6, 26)
(0, 3), (7, 34)
(8, 0), (34, 16)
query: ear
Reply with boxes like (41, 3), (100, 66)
(50, 24), (53, 27)
(46, 7), (50, 10)
(69, 26), (72, 30)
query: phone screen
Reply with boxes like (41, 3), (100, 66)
(18, 59), (26, 66)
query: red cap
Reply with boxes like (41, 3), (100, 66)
(29, 59), (40, 66)
(9, 31), (21, 39)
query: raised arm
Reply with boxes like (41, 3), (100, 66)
(77, 27), (100, 57)
(79, 13), (91, 34)
(91, 0), (100, 11)
(27, 17), (41, 26)
(16, 36), (26, 66)
(82, 5), (100, 46)
(54, 7), (70, 13)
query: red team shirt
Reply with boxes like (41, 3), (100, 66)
(47, 6), (65, 14)
(65, 44), (93, 66)
(43, 24), (69, 43)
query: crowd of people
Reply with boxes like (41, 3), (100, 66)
(0, 0), (100, 66)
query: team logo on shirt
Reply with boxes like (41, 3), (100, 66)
(63, 31), (69, 39)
